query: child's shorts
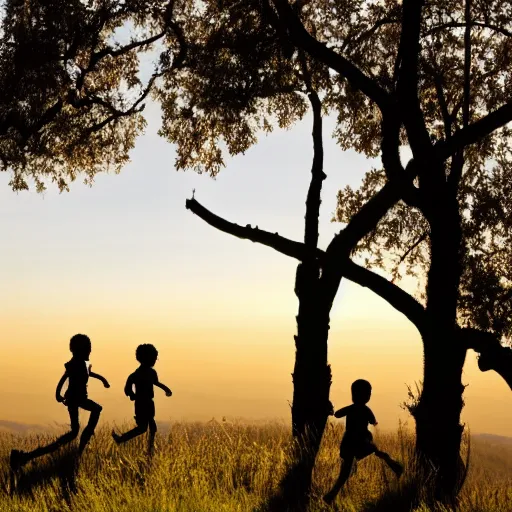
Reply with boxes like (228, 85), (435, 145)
(339, 431), (377, 460)
(134, 399), (155, 429)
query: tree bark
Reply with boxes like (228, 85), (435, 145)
(270, 260), (331, 511)
(276, 88), (332, 510)
(413, 194), (466, 502)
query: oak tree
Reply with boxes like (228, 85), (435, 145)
(158, 0), (512, 504)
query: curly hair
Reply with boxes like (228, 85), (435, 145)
(69, 334), (91, 355)
(136, 344), (158, 366)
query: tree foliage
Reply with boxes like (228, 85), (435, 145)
(156, 0), (334, 175)
(0, 0), (184, 192)
(156, 0), (512, 340)
(331, 0), (512, 340)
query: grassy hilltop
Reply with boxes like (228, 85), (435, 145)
(0, 421), (511, 511)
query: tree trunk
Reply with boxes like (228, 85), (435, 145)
(414, 338), (466, 501)
(270, 261), (331, 511)
(413, 196), (467, 502)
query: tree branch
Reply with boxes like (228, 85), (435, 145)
(319, 161), (418, 308)
(90, 30), (169, 69)
(380, 115), (422, 207)
(424, 21), (512, 39)
(422, 58), (452, 139)
(394, 231), (429, 270)
(436, 100), (512, 160)
(270, 0), (391, 112)
(83, 72), (157, 134)
(463, 0), (472, 129)
(74, 10), (187, 137)
(396, 0), (433, 159)
(185, 197), (320, 261)
(26, 99), (64, 139)
(304, 89), (325, 253)
(344, 16), (400, 51)
(461, 328), (512, 390)
(343, 260), (427, 334)
(186, 197), (427, 332)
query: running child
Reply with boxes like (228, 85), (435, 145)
(10, 334), (110, 470)
(324, 379), (403, 504)
(112, 344), (172, 456)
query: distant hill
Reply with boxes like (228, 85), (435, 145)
(0, 419), (510, 444)
(474, 433), (512, 445)
(0, 420), (48, 434)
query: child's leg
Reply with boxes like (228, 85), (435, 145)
(147, 419), (157, 456)
(112, 423), (148, 444)
(374, 449), (403, 477)
(10, 406), (80, 469)
(78, 399), (102, 454)
(324, 456), (354, 503)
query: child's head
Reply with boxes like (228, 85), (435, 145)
(351, 379), (372, 405)
(69, 334), (91, 360)
(136, 344), (158, 367)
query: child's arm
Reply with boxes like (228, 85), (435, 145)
(155, 381), (172, 397)
(334, 406), (351, 418)
(368, 407), (378, 426)
(89, 365), (110, 388)
(124, 374), (136, 400)
(55, 372), (68, 403)
(153, 370), (172, 396)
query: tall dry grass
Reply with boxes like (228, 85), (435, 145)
(0, 420), (510, 511)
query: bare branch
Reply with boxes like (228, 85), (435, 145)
(185, 197), (319, 261)
(303, 89), (325, 253)
(186, 197), (427, 332)
(343, 260), (427, 334)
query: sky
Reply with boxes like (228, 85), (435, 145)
(1, 101), (511, 436)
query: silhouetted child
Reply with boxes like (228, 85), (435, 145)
(10, 334), (110, 470)
(324, 379), (403, 505)
(112, 344), (172, 455)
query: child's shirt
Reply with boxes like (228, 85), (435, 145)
(335, 404), (376, 437)
(125, 365), (158, 401)
(64, 357), (89, 402)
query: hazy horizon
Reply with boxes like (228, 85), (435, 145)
(2, 101), (511, 437)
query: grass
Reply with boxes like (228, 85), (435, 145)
(0, 420), (510, 511)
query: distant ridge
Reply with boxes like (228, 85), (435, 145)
(0, 419), (48, 433)
(474, 433), (512, 444)
(0, 419), (510, 443)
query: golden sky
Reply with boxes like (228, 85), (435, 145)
(0, 104), (511, 436)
